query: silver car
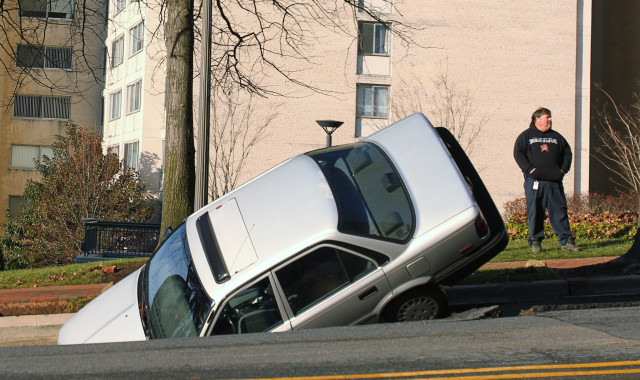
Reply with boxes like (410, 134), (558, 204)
(58, 113), (507, 344)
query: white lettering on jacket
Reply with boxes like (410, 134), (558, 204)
(528, 137), (558, 145)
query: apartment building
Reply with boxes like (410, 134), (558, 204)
(0, 0), (105, 224)
(230, 0), (593, 211)
(101, 0), (635, 216)
(102, 0), (165, 203)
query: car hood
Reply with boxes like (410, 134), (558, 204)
(58, 268), (146, 345)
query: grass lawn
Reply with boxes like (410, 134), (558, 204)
(490, 237), (633, 262)
(0, 258), (148, 290)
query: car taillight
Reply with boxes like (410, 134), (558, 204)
(475, 213), (489, 238)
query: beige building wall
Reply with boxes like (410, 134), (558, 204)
(0, 0), (105, 225)
(228, 0), (591, 213)
(103, 0), (592, 217)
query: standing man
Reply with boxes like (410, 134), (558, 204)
(514, 107), (580, 253)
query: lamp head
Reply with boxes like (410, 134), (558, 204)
(316, 120), (344, 135)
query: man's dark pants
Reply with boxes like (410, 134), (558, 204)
(524, 176), (572, 246)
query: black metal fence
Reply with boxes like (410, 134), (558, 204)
(77, 219), (161, 263)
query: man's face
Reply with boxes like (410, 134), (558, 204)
(534, 114), (552, 132)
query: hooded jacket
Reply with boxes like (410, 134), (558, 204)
(513, 121), (572, 182)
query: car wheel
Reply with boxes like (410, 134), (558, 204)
(384, 287), (446, 322)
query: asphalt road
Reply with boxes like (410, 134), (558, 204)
(1, 306), (640, 379)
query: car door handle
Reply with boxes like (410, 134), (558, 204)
(358, 286), (378, 300)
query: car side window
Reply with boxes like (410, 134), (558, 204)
(275, 246), (377, 316)
(211, 276), (284, 335)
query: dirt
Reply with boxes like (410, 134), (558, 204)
(101, 260), (148, 283)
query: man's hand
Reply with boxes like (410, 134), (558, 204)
(529, 167), (564, 181)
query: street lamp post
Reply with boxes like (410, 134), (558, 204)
(195, 0), (212, 210)
(316, 120), (343, 147)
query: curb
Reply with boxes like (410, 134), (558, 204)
(445, 275), (640, 305)
(569, 275), (640, 296)
(445, 280), (569, 305)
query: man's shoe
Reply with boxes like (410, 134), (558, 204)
(561, 237), (581, 252)
(531, 240), (542, 254)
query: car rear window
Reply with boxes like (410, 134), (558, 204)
(307, 143), (414, 242)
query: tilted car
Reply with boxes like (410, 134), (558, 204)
(58, 113), (508, 344)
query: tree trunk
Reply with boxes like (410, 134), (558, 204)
(618, 224), (640, 263)
(621, 194), (640, 262)
(161, 0), (195, 235)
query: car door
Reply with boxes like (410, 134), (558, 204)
(207, 274), (292, 336)
(273, 244), (392, 329)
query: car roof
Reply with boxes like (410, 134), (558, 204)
(185, 155), (339, 299)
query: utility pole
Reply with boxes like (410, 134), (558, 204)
(195, 0), (212, 210)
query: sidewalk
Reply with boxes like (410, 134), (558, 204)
(0, 283), (113, 346)
(0, 256), (638, 346)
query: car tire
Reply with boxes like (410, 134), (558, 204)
(383, 287), (447, 322)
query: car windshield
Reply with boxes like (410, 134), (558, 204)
(307, 142), (414, 242)
(142, 224), (213, 339)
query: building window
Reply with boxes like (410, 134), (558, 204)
(19, 0), (74, 19)
(107, 145), (120, 157)
(10, 145), (53, 169)
(124, 141), (139, 170)
(114, 0), (125, 14)
(109, 90), (122, 120)
(126, 80), (142, 114)
(358, 22), (388, 55)
(8, 196), (28, 219)
(130, 22), (144, 56)
(111, 36), (124, 68)
(357, 85), (389, 118)
(16, 45), (72, 70)
(14, 95), (71, 119)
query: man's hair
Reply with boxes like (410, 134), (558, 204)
(531, 107), (551, 122)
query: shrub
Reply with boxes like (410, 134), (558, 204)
(503, 192), (638, 240)
(0, 122), (153, 270)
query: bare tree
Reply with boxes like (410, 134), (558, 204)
(393, 67), (488, 155)
(590, 87), (640, 266)
(160, 0), (416, 233)
(594, 87), (640, 214)
(208, 86), (277, 200)
(204, 1), (413, 96)
(0, 0), (106, 108)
